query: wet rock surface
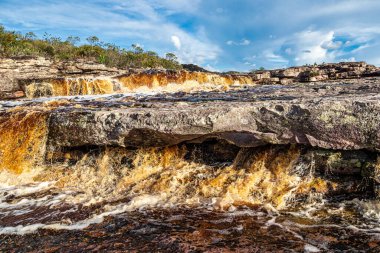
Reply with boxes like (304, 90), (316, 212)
(33, 79), (380, 150)
(2, 207), (380, 253)
(1, 78), (380, 151)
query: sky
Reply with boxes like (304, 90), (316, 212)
(1, 0), (380, 71)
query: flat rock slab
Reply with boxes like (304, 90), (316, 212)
(2, 80), (380, 151)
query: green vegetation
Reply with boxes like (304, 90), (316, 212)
(309, 70), (320, 77)
(0, 25), (182, 70)
(249, 66), (265, 73)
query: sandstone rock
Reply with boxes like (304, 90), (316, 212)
(0, 57), (121, 99)
(280, 78), (293, 85)
(1, 58), (380, 99)
(278, 68), (302, 78)
(252, 71), (271, 80)
(3, 80), (377, 150)
(0, 57), (257, 99)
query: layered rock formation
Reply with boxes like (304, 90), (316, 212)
(0, 57), (120, 99)
(1, 57), (379, 99)
(2, 79), (380, 199)
(0, 57), (255, 99)
(253, 61), (380, 84)
(2, 80), (373, 151)
(1, 58), (380, 200)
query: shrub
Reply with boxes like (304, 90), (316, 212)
(0, 25), (182, 70)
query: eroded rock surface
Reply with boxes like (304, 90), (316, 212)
(46, 83), (380, 150)
(1, 57), (379, 99)
(0, 57), (254, 99)
(0, 57), (121, 99)
(1, 79), (379, 151)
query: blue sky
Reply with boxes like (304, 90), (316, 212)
(1, 0), (380, 71)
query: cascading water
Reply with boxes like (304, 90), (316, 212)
(23, 71), (256, 98)
(1, 90), (380, 252)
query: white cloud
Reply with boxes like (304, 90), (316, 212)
(172, 32), (220, 64)
(171, 35), (181, 50)
(282, 30), (337, 65)
(147, 0), (202, 14)
(340, 57), (356, 62)
(321, 40), (342, 50)
(264, 50), (289, 64)
(226, 39), (251, 46)
(0, 0), (219, 65)
(244, 62), (256, 68)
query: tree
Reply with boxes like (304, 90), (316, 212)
(165, 52), (177, 61)
(146, 51), (158, 57)
(86, 36), (100, 46)
(66, 36), (80, 45)
(24, 32), (37, 40)
(0, 26), (182, 70)
(132, 44), (143, 54)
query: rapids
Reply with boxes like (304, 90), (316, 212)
(1, 91), (380, 252)
(24, 71), (255, 99)
(1, 142), (380, 251)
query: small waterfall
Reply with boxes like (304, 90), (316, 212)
(23, 72), (256, 98)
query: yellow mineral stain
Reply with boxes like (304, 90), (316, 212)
(296, 177), (331, 194)
(0, 110), (48, 174)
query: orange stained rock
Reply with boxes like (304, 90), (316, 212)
(0, 110), (49, 173)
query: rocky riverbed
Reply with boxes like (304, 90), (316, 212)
(1, 59), (380, 252)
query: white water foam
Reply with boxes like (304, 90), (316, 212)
(0, 194), (164, 235)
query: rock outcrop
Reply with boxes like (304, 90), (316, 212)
(252, 62), (380, 84)
(2, 59), (380, 199)
(1, 57), (379, 99)
(0, 79), (379, 151)
(0, 57), (254, 99)
(0, 57), (121, 99)
(44, 81), (380, 151)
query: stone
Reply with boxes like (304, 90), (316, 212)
(280, 78), (293, 85)
(0, 57), (257, 99)
(1, 58), (380, 99)
(2, 80), (380, 151)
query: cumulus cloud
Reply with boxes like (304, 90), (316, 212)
(172, 32), (220, 64)
(321, 40), (343, 50)
(204, 64), (220, 72)
(279, 30), (337, 65)
(171, 35), (181, 50)
(271, 27), (380, 67)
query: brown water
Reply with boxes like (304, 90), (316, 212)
(24, 72), (255, 98)
(1, 145), (380, 252)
